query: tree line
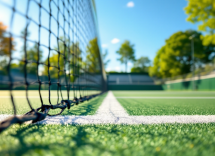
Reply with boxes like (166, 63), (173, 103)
(0, 23), (102, 81)
(106, 0), (215, 77)
(1, 0), (215, 78)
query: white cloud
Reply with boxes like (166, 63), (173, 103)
(127, 1), (134, 8)
(111, 38), (120, 44)
(128, 62), (132, 66)
(106, 67), (111, 72)
(102, 44), (108, 48)
(115, 66), (121, 72)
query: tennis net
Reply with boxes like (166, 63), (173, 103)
(0, 0), (106, 132)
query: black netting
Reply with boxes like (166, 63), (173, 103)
(0, 0), (106, 132)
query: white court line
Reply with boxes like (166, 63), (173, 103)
(0, 91), (215, 124)
(116, 97), (215, 99)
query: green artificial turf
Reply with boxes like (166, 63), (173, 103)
(59, 93), (107, 115)
(0, 92), (107, 115)
(117, 98), (215, 115)
(0, 123), (215, 156)
(113, 91), (215, 97)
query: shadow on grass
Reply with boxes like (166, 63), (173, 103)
(59, 94), (107, 116)
(0, 125), (50, 155)
(2, 123), (215, 155)
(0, 124), (122, 156)
(0, 93), (113, 155)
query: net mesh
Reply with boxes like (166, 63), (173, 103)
(0, 0), (106, 132)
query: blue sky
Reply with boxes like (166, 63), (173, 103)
(0, 0), (96, 63)
(95, 0), (198, 72)
(0, 0), (198, 73)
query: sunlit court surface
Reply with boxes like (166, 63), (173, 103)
(1, 0), (215, 155)
(114, 91), (215, 116)
(1, 90), (215, 155)
(0, 90), (104, 115)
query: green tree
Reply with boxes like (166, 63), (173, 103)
(17, 28), (43, 75)
(116, 40), (135, 72)
(107, 71), (120, 74)
(184, 0), (215, 46)
(43, 38), (102, 82)
(19, 43), (43, 75)
(131, 56), (151, 73)
(43, 40), (82, 82)
(86, 38), (101, 73)
(102, 49), (110, 69)
(149, 30), (213, 78)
